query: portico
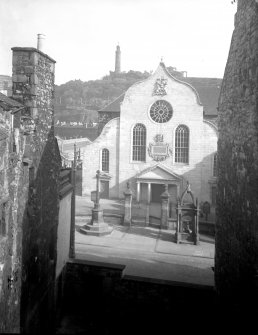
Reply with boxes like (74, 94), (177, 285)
(135, 164), (182, 205)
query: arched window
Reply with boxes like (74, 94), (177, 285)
(213, 153), (218, 177)
(132, 124), (146, 162)
(175, 125), (189, 163)
(102, 148), (109, 172)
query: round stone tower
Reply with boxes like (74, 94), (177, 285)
(115, 44), (121, 73)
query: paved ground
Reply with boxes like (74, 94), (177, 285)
(75, 196), (215, 288)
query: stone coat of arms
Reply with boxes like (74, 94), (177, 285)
(152, 77), (168, 96)
(148, 134), (172, 162)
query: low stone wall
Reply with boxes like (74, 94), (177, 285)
(56, 169), (73, 279)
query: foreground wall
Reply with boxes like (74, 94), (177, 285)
(0, 46), (62, 333)
(216, 0), (258, 302)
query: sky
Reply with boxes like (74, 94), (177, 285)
(0, 0), (237, 85)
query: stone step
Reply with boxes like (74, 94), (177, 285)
(149, 222), (161, 229)
(131, 218), (146, 227)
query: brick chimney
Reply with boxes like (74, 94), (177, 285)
(37, 33), (46, 52)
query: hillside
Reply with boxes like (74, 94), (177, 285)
(54, 70), (150, 123)
(54, 67), (222, 124)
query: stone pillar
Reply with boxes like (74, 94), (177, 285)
(80, 170), (112, 236)
(176, 185), (180, 198)
(136, 182), (140, 202)
(145, 204), (150, 226)
(123, 182), (133, 226)
(145, 183), (151, 226)
(161, 184), (169, 229)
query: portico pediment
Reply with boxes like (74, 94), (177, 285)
(136, 164), (182, 182)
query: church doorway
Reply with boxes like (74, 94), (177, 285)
(151, 184), (164, 203)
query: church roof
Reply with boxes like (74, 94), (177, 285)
(183, 78), (221, 116)
(0, 92), (24, 109)
(98, 93), (125, 113)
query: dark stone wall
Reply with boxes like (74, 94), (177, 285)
(61, 261), (217, 332)
(0, 48), (61, 333)
(59, 260), (257, 332)
(0, 106), (22, 333)
(215, 0), (258, 303)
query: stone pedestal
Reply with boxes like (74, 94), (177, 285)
(80, 170), (112, 236)
(145, 204), (150, 226)
(161, 185), (169, 229)
(123, 182), (133, 226)
(80, 208), (113, 236)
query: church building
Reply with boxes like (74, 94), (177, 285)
(81, 54), (218, 215)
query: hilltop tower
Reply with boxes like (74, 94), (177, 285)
(115, 44), (121, 73)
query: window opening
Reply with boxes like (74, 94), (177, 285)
(150, 100), (173, 123)
(175, 125), (189, 163)
(102, 148), (109, 172)
(132, 124), (146, 161)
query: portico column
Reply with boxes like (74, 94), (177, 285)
(161, 184), (169, 229)
(176, 184), (180, 199)
(123, 182), (133, 227)
(137, 182), (140, 202)
(147, 183), (151, 204)
(146, 183), (151, 226)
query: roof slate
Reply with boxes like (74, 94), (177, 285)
(98, 93), (125, 113)
(0, 92), (24, 109)
(183, 77), (221, 116)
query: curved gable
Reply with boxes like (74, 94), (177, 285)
(91, 117), (120, 144)
(122, 62), (203, 108)
(203, 119), (218, 135)
(160, 63), (202, 106)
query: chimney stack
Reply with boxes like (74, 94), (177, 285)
(37, 34), (46, 52)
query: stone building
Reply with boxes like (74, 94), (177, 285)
(82, 62), (219, 218)
(0, 42), (62, 333)
(216, 0), (258, 304)
(0, 75), (12, 96)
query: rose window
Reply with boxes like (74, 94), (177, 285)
(149, 100), (173, 123)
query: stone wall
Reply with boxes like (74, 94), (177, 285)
(56, 169), (73, 279)
(0, 47), (62, 333)
(216, 0), (258, 303)
(82, 118), (120, 198)
(0, 105), (23, 333)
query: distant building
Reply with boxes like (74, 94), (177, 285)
(0, 75), (12, 96)
(54, 124), (98, 141)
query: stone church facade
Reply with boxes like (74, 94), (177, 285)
(81, 62), (218, 212)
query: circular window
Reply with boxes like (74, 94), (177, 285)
(149, 100), (173, 123)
